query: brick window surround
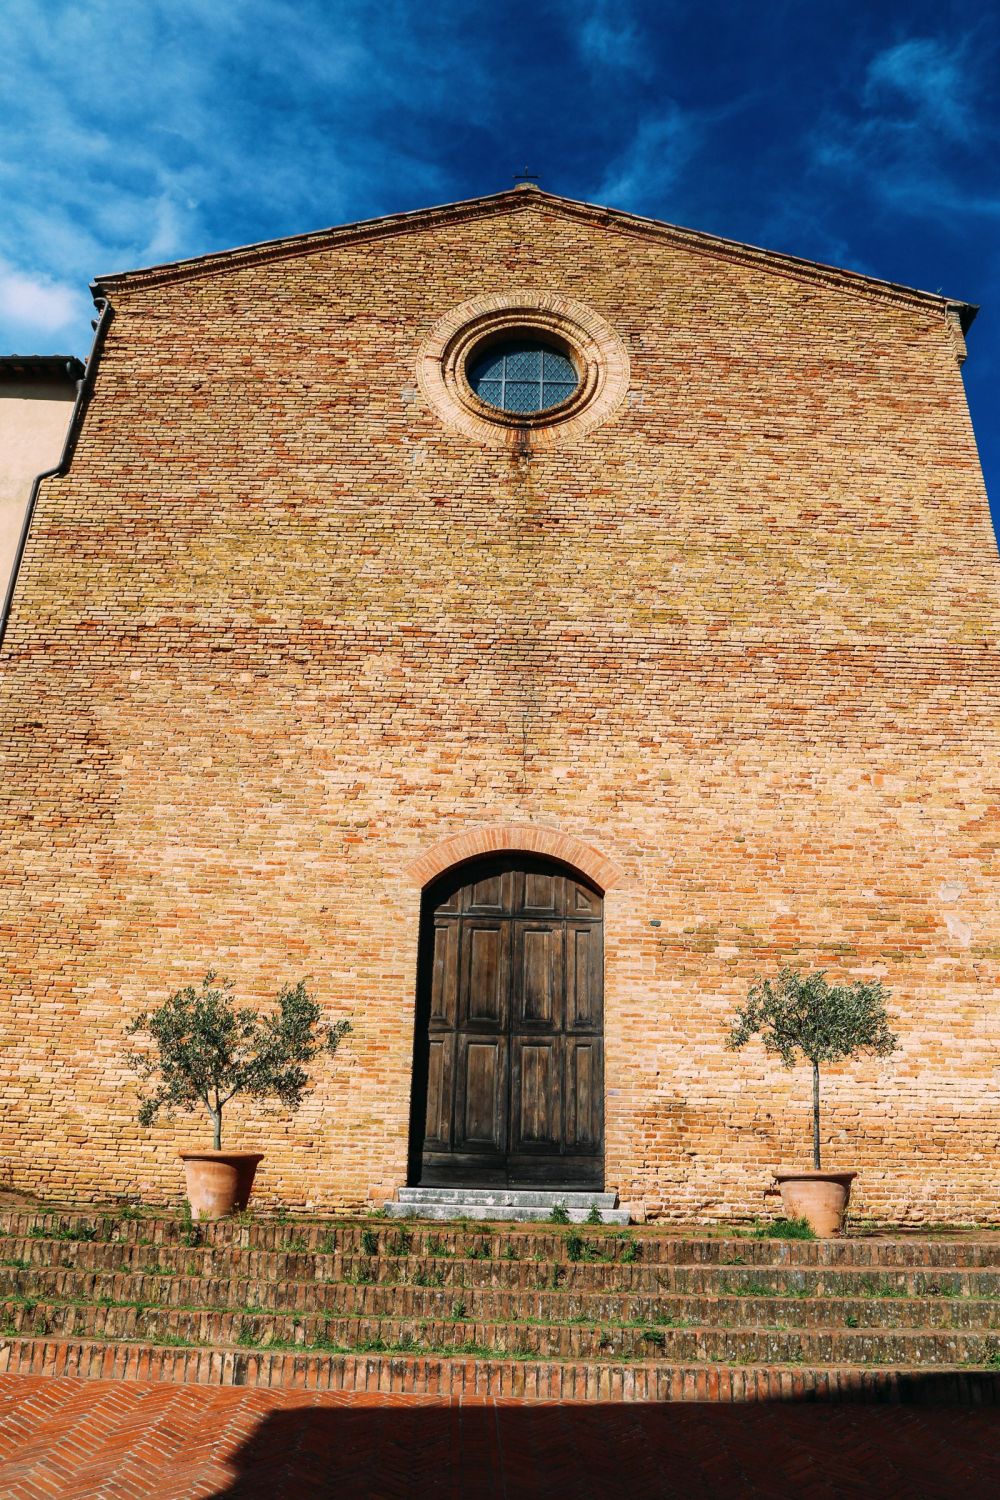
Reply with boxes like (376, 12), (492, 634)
(417, 291), (630, 449)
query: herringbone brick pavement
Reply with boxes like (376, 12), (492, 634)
(0, 1376), (997, 1499)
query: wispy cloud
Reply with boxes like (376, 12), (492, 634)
(0, 0), (487, 352)
(575, 1), (650, 76)
(810, 31), (999, 219)
(594, 104), (703, 210)
(864, 37), (974, 144)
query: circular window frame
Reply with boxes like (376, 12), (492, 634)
(417, 292), (630, 449)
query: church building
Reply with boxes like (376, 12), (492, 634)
(0, 186), (995, 1224)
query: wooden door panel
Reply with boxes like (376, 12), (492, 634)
(456, 1036), (507, 1152)
(464, 869), (510, 914)
(414, 855), (604, 1187)
(460, 920), (508, 1028)
(566, 922), (602, 1031)
(423, 1035), (453, 1148)
(565, 1038), (602, 1150)
(429, 919), (459, 1027)
(513, 922), (563, 1028)
(569, 880), (601, 919)
(510, 1037), (562, 1150)
(519, 868), (562, 917)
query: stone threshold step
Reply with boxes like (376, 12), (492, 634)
(397, 1189), (620, 1208)
(1, 1336), (997, 1403)
(385, 1203), (631, 1224)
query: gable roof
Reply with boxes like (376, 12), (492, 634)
(92, 185), (977, 332)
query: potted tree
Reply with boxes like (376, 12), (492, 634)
(126, 972), (351, 1219)
(727, 967), (898, 1235)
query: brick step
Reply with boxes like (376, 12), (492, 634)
(1, 1335), (998, 1403)
(3, 1297), (999, 1367)
(5, 1264), (1000, 1332)
(6, 1238), (1000, 1297)
(4, 1211), (1000, 1266)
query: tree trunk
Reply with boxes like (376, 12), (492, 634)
(812, 1061), (821, 1170)
(209, 1107), (222, 1152)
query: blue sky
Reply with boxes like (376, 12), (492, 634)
(2, 0), (997, 537)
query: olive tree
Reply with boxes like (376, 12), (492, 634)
(126, 973), (351, 1150)
(727, 967), (898, 1169)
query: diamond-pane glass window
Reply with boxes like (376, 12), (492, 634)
(467, 340), (578, 414)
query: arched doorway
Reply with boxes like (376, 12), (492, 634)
(408, 853), (605, 1187)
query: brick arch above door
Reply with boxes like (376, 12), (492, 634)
(405, 824), (626, 895)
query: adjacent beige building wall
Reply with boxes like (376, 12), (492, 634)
(0, 382), (77, 601)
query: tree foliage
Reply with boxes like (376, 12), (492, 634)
(126, 972), (352, 1149)
(727, 966), (899, 1168)
(727, 967), (898, 1069)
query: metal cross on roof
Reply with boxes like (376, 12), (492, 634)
(513, 167), (540, 186)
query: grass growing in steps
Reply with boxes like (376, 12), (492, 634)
(11, 1276), (1000, 1340)
(19, 1211), (1000, 1266)
(8, 1227), (1000, 1307)
(0, 1290), (704, 1335)
(0, 1318), (689, 1363)
(5, 1206), (1000, 1287)
(4, 1296), (999, 1369)
(27, 1225), (99, 1244)
(4, 1261), (999, 1325)
(7, 1240), (998, 1299)
(11, 1222), (999, 1260)
(0, 1235), (648, 1278)
(3, 1323), (1000, 1376)
(23, 1281), (997, 1330)
(717, 1279), (814, 1299)
(4, 1214), (642, 1257)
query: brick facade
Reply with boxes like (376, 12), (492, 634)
(0, 188), (996, 1222)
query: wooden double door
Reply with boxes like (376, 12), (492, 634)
(409, 855), (605, 1188)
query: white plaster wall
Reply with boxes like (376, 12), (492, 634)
(0, 384), (76, 600)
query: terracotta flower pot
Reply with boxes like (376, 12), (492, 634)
(179, 1151), (264, 1220)
(772, 1169), (857, 1237)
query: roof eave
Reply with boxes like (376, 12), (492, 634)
(954, 301), (979, 333)
(90, 185), (977, 330)
(0, 354), (86, 384)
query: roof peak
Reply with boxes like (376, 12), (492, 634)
(92, 186), (976, 331)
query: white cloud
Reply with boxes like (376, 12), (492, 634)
(0, 261), (83, 335)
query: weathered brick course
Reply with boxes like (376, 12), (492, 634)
(0, 189), (996, 1220)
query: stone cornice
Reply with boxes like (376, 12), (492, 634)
(91, 187), (976, 333)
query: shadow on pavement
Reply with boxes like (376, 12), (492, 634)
(210, 1392), (1000, 1500)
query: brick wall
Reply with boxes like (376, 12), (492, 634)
(0, 193), (997, 1222)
